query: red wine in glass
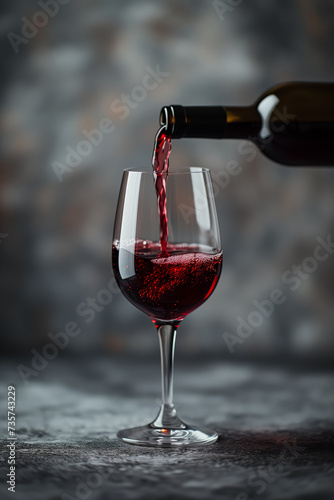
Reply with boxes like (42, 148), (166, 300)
(112, 240), (222, 322)
(113, 126), (221, 322)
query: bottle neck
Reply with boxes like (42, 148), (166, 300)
(224, 106), (261, 139)
(160, 105), (261, 139)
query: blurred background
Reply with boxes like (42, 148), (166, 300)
(1, 0), (334, 367)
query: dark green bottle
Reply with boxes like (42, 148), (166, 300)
(160, 82), (334, 166)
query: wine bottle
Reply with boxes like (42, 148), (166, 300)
(160, 82), (334, 166)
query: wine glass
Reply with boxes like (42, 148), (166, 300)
(112, 167), (222, 447)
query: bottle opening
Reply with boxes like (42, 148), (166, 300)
(159, 105), (186, 138)
(159, 106), (176, 136)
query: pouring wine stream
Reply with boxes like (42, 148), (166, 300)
(152, 125), (172, 255)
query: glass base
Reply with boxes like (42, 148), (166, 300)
(117, 423), (218, 447)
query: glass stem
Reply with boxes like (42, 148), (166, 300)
(151, 323), (185, 429)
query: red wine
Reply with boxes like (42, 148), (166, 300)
(160, 82), (334, 166)
(152, 126), (171, 253)
(112, 240), (222, 322)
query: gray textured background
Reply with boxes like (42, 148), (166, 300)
(1, 0), (334, 361)
(1, 1), (334, 499)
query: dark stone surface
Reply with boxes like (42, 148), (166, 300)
(1, 357), (334, 499)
